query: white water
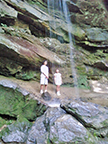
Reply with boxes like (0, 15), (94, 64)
(62, 0), (79, 97)
(47, 0), (57, 93)
(47, 0), (79, 99)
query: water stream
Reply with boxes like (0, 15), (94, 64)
(62, 0), (79, 97)
(46, 0), (79, 106)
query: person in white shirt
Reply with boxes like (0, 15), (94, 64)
(54, 69), (62, 96)
(40, 60), (49, 94)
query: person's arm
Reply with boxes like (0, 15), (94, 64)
(42, 72), (48, 79)
(47, 67), (49, 79)
(54, 74), (56, 84)
(60, 74), (62, 84)
(45, 67), (49, 79)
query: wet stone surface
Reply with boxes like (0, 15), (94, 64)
(41, 92), (52, 101)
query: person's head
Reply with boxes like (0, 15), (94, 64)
(43, 60), (47, 66)
(56, 69), (59, 73)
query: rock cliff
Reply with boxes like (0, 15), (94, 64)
(0, 0), (108, 84)
(0, 1), (108, 143)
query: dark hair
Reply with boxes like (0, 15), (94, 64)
(43, 60), (47, 64)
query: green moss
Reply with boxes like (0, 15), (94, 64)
(15, 70), (38, 80)
(87, 69), (94, 76)
(17, 115), (29, 123)
(0, 117), (6, 128)
(101, 120), (108, 127)
(0, 85), (47, 121)
(87, 67), (108, 80)
(0, 117), (15, 139)
(22, 99), (47, 120)
(0, 127), (9, 139)
(0, 117), (14, 129)
(25, 0), (48, 12)
(0, 83), (47, 138)
(0, 86), (25, 117)
(77, 75), (90, 89)
(76, 65), (87, 75)
(0, 120), (32, 139)
(75, 44), (108, 81)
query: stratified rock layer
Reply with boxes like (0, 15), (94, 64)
(0, 0), (108, 82)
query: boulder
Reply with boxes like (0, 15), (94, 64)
(27, 107), (97, 144)
(41, 92), (52, 101)
(27, 107), (65, 144)
(0, 79), (47, 121)
(61, 101), (108, 138)
(50, 114), (93, 144)
(2, 121), (32, 143)
(85, 28), (108, 44)
(1, 100), (108, 143)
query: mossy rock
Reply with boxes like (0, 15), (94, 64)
(0, 116), (14, 138)
(1, 121), (32, 142)
(15, 70), (39, 81)
(77, 75), (90, 89)
(0, 85), (47, 121)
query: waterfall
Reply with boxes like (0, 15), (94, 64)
(47, 0), (79, 97)
(47, 0), (56, 92)
(62, 0), (79, 97)
(47, 0), (54, 37)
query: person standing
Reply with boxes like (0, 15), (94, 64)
(54, 69), (62, 96)
(40, 60), (49, 94)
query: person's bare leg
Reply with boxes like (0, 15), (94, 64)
(45, 85), (47, 92)
(57, 85), (60, 92)
(57, 85), (60, 95)
(40, 85), (43, 90)
(58, 85), (60, 92)
(57, 85), (61, 96)
(40, 85), (43, 94)
(56, 85), (59, 92)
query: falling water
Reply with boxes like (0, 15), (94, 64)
(47, 0), (57, 93)
(47, 0), (53, 37)
(47, 0), (79, 98)
(62, 0), (79, 97)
